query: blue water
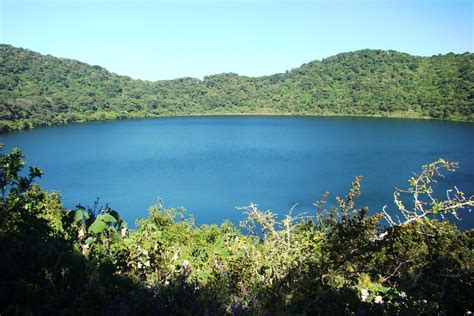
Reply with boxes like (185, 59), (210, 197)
(1, 116), (473, 229)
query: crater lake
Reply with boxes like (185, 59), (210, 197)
(1, 116), (473, 229)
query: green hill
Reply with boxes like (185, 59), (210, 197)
(1, 44), (472, 131)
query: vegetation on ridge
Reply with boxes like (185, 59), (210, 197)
(1, 44), (473, 131)
(0, 145), (473, 314)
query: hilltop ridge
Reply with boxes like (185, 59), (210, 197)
(0, 44), (472, 131)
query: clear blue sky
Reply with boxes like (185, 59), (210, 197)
(1, 0), (472, 81)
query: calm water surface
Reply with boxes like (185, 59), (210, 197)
(1, 116), (473, 229)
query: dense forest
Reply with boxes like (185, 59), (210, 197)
(1, 146), (473, 314)
(1, 44), (472, 131)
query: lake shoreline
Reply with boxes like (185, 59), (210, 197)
(3, 110), (473, 134)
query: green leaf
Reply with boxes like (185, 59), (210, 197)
(73, 210), (83, 222)
(214, 238), (225, 248)
(214, 238), (230, 258)
(88, 220), (107, 234)
(73, 244), (81, 253)
(218, 248), (230, 258)
(374, 284), (391, 293)
(98, 214), (117, 223)
(29, 166), (43, 178)
(112, 232), (121, 241)
(197, 270), (212, 283)
(109, 209), (121, 221)
(85, 237), (97, 245)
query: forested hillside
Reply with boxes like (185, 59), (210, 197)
(1, 44), (472, 131)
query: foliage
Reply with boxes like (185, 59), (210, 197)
(0, 146), (473, 314)
(1, 45), (473, 131)
(384, 159), (474, 226)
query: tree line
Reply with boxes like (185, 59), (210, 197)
(0, 44), (472, 131)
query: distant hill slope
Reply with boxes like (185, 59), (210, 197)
(0, 44), (472, 131)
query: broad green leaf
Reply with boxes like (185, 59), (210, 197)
(85, 237), (96, 245)
(214, 238), (225, 248)
(197, 270), (211, 283)
(73, 244), (81, 253)
(112, 232), (121, 241)
(88, 220), (107, 234)
(218, 248), (230, 258)
(214, 238), (230, 258)
(73, 210), (83, 222)
(109, 209), (121, 221)
(374, 284), (391, 293)
(98, 214), (117, 223)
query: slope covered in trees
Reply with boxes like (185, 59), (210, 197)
(0, 44), (473, 131)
